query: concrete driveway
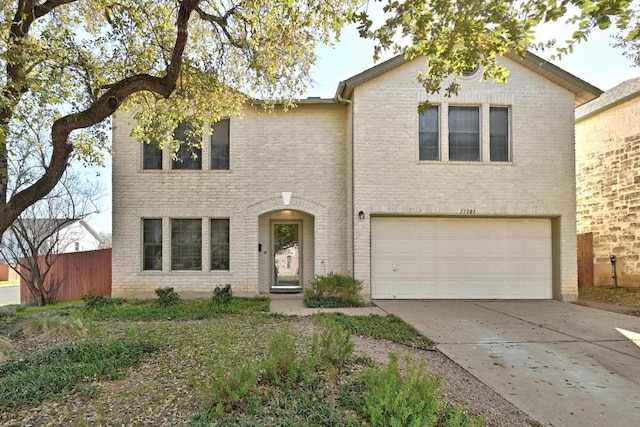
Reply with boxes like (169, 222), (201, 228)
(376, 300), (640, 427)
(0, 283), (20, 306)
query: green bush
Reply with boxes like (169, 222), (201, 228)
(155, 287), (181, 307)
(262, 329), (316, 389)
(200, 346), (259, 415)
(304, 273), (364, 308)
(211, 284), (232, 305)
(362, 352), (441, 427)
(315, 316), (354, 371)
(82, 292), (124, 308)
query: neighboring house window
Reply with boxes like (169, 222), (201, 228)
(490, 107), (510, 162)
(418, 105), (439, 160)
(448, 106), (480, 161)
(74, 242), (79, 251)
(211, 119), (230, 170)
(172, 121), (202, 170)
(143, 140), (163, 170)
(210, 219), (230, 270)
(171, 219), (202, 270)
(143, 219), (163, 271)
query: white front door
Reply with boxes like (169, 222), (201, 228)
(271, 222), (302, 292)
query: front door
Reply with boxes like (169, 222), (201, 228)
(271, 222), (302, 292)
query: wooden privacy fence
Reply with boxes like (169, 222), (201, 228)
(577, 232), (594, 289)
(20, 249), (111, 304)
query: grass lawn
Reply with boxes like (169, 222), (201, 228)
(578, 286), (640, 315)
(0, 296), (484, 426)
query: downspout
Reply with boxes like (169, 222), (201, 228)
(337, 94), (354, 277)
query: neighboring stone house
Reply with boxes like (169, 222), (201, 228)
(112, 52), (600, 301)
(576, 78), (640, 286)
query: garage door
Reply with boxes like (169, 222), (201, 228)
(371, 217), (552, 299)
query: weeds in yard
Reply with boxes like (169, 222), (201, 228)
(155, 287), (182, 306)
(81, 296), (269, 321)
(316, 312), (435, 349)
(211, 284), (233, 305)
(315, 315), (354, 371)
(18, 312), (87, 338)
(0, 339), (158, 409)
(0, 335), (14, 364)
(82, 291), (124, 308)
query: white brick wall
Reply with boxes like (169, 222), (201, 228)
(350, 57), (578, 301)
(112, 104), (348, 297)
(113, 56), (580, 301)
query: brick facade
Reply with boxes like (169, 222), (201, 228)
(349, 57), (580, 301)
(113, 55), (594, 300)
(576, 80), (640, 286)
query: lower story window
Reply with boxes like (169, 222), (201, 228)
(211, 219), (230, 270)
(171, 219), (202, 270)
(143, 219), (162, 270)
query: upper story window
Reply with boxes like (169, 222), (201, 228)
(143, 140), (162, 170)
(210, 119), (230, 170)
(448, 106), (480, 161)
(171, 219), (202, 270)
(143, 219), (162, 271)
(172, 121), (202, 170)
(490, 107), (510, 162)
(419, 104), (511, 163)
(418, 105), (439, 161)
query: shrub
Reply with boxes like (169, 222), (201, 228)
(211, 284), (232, 305)
(155, 287), (181, 307)
(361, 352), (441, 427)
(82, 292), (123, 308)
(304, 273), (364, 308)
(315, 316), (354, 371)
(262, 329), (312, 388)
(199, 347), (259, 415)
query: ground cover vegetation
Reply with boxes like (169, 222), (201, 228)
(578, 286), (640, 316)
(0, 290), (488, 426)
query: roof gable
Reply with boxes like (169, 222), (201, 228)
(335, 51), (602, 107)
(575, 77), (640, 122)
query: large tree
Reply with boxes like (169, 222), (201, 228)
(2, 1), (638, 238)
(354, 0), (639, 96)
(0, 0), (356, 236)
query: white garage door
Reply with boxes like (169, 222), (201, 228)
(371, 217), (552, 299)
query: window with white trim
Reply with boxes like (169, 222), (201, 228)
(171, 219), (202, 270)
(490, 107), (510, 162)
(172, 121), (202, 170)
(143, 219), (162, 271)
(448, 106), (480, 161)
(210, 219), (230, 270)
(210, 119), (230, 170)
(418, 105), (439, 160)
(143, 140), (162, 170)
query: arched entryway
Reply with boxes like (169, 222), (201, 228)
(258, 210), (315, 293)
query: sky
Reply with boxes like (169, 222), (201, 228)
(83, 12), (639, 235)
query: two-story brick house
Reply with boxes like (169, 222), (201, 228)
(112, 52), (600, 301)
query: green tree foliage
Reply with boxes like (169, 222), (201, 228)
(354, 0), (639, 96)
(0, 0), (356, 235)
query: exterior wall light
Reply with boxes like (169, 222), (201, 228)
(358, 211), (365, 220)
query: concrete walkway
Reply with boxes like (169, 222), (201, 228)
(269, 295), (386, 316)
(376, 300), (640, 427)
